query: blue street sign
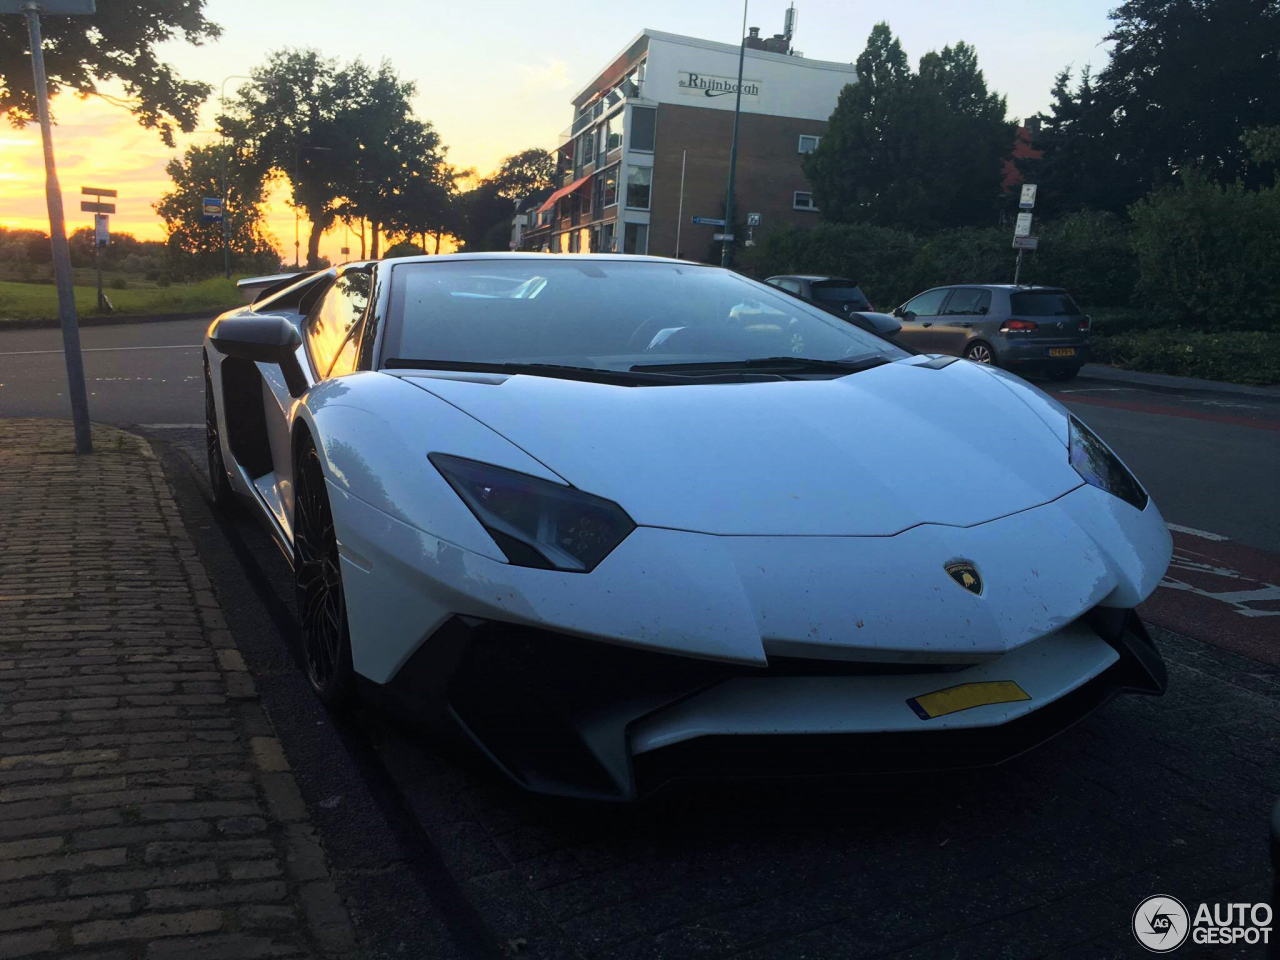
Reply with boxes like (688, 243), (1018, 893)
(202, 197), (224, 223)
(691, 216), (726, 226)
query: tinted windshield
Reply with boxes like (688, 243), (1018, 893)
(810, 282), (867, 304)
(381, 260), (908, 371)
(1009, 291), (1081, 316)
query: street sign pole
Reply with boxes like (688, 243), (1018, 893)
(22, 1), (93, 454)
(720, 0), (748, 269)
(94, 224), (102, 308)
(1013, 185), (1038, 287)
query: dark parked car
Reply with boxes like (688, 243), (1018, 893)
(763, 275), (900, 338)
(893, 284), (1090, 381)
(766, 275), (873, 313)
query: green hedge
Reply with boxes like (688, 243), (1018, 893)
(1130, 171), (1280, 330)
(741, 211), (1135, 312)
(1090, 327), (1280, 385)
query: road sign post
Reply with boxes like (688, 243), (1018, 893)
(1012, 184), (1037, 286)
(82, 188), (115, 312)
(5, 0), (99, 454)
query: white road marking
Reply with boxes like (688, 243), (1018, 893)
(1166, 523), (1229, 541)
(1160, 553), (1280, 618)
(0, 344), (201, 357)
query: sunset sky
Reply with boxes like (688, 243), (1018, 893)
(1, 0), (1118, 265)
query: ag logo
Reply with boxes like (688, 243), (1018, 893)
(1133, 895), (1189, 952)
(944, 561), (983, 595)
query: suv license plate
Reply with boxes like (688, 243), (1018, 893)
(1048, 347), (1077, 358)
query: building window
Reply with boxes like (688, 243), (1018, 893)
(793, 191), (818, 211)
(601, 221), (616, 252)
(605, 113), (623, 153)
(568, 230), (580, 253)
(598, 165), (618, 208)
(798, 135), (821, 154)
(625, 166), (651, 210)
(624, 222), (648, 255)
(631, 107), (656, 152)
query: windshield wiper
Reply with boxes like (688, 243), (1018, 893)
(631, 355), (891, 374)
(384, 358), (685, 385)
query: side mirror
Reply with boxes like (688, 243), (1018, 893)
(892, 306), (904, 318)
(209, 314), (308, 398)
(902, 310), (917, 322)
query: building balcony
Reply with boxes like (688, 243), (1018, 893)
(558, 81), (642, 145)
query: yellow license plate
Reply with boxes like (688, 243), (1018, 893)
(1048, 347), (1077, 358)
(907, 681), (1031, 720)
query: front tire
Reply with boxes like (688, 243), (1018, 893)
(293, 438), (356, 708)
(964, 342), (996, 365)
(204, 356), (234, 507)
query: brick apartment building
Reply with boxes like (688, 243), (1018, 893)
(518, 13), (856, 261)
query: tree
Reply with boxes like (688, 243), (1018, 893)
(223, 52), (451, 265)
(916, 42), (1015, 225)
(153, 143), (279, 277)
(1243, 126), (1280, 173)
(1018, 67), (1127, 217)
(456, 181), (515, 251)
(0, 1), (220, 146)
(804, 24), (1014, 230)
(221, 50), (347, 268)
(1096, 0), (1279, 207)
(489, 148), (555, 201)
(328, 61), (447, 259)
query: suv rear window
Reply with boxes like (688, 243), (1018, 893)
(1010, 291), (1081, 316)
(810, 282), (868, 305)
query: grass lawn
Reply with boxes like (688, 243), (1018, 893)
(0, 276), (241, 321)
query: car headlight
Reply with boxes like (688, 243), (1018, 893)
(429, 454), (635, 572)
(1068, 417), (1148, 511)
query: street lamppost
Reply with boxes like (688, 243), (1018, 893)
(293, 144), (332, 269)
(218, 74), (252, 280)
(720, 0), (749, 270)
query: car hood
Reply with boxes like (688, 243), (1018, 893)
(401, 358), (1082, 536)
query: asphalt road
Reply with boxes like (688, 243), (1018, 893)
(4, 317), (1280, 958)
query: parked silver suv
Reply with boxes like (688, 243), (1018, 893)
(893, 285), (1090, 381)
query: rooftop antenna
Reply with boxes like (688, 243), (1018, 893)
(783, 3), (798, 43)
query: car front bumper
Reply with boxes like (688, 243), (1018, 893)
(378, 607), (1166, 800)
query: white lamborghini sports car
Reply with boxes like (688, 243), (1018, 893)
(205, 254), (1172, 800)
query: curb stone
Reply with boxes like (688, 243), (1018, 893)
(1077, 362), (1280, 400)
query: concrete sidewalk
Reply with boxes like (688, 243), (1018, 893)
(0, 420), (355, 959)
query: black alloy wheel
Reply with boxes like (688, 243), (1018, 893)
(293, 440), (355, 707)
(204, 356), (233, 505)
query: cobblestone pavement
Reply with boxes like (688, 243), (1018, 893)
(0, 419), (357, 959)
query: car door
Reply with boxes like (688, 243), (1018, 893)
(934, 288), (991, 356)
(894, 288), (952, 352)
(264, 268), (372, 540)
